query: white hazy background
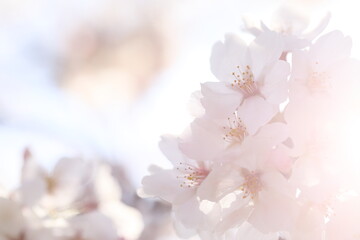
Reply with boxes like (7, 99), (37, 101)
(0, 0), (358, 190)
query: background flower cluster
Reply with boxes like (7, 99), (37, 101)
(0, 149), (145, 240)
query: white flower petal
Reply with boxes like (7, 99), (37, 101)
(302, 12), (331, 41)
(261, 60), (290, 105)
(248, 191), (299, 233)
(197, 164), (242, 202)
(159, 135), (187, 166)
(142, 169), (194, 204)
(249, 31), (284, 77)
(210, 33), (248, 83)
(309, 30), (352, 70)
(291, 49), (311, 82)
(173, 219), (197, 238)
(179, 118), (225, 162)
(200, 82), (242, 119)
(237, 96), (277, 135)
(173, 196), (204, 228)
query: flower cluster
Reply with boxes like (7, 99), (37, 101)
(141, 9), (360, 240)
(0, 149), (144, 240)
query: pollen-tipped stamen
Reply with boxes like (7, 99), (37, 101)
(231, 65), (258, 96)
(176, 162), (209, 188)
(223, 111), (248, 143)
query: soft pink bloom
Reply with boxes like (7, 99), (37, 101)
(202, 31), (290, 134)
(284, 31), (358, 185)
(141, 135), (211, 235)
(198, 123), (299, 234)
(179, 113), (249, 162)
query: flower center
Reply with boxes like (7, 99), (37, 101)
(307, 63), (331, 93)
(176, 162), (209, 188)
(223, 112), (248, 143)
(239, 168), (262, 199)
(231, 65), (258, 97)
(307, 71), (331, 92)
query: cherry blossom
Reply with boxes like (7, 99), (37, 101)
(141, 135), (213, 236)
(203, 31), (290, 134)
(178, 113), (249, 162)
(141, 5), (360, 240)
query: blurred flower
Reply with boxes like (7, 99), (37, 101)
(93, 164), (143, 240)
(19, 149), (88, 211)
(1, 148), (144, 240)
(0, 198), (25, 240)
(69, 211), (119, 240)
(58, 0), (176, 109)
(243, 3), (330, 51)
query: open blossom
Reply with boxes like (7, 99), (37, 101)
(196, 123), (289, 200)
(284, 31), (360, 182)
(178, 112), (249, 162)
(141, 135), (210, 202)
(288, 30), (352, 101)
(197, 123), (299, 234)
(203, 31), (290, 135)
(286, 29), (355, 122)
(141, 135), (212, 235)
